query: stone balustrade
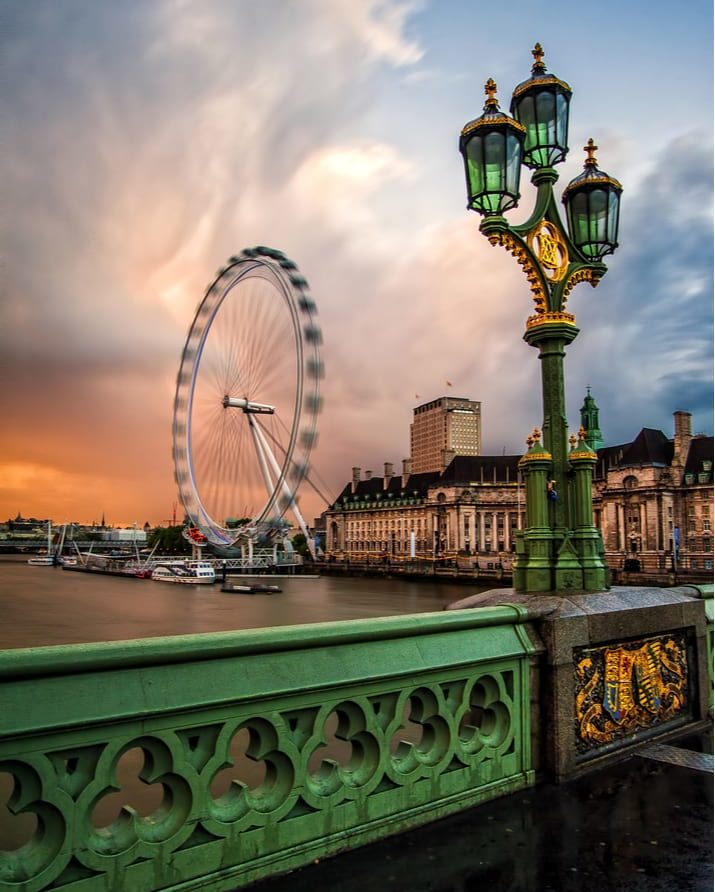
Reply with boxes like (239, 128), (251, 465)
(0, 607), (538, 892)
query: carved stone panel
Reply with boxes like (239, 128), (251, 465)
(574, 631), (691, 757)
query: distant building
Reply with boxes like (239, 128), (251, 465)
(324, 395), (713, 582)
(410, 396), (482, 473)
(101, 528), (147, 544)
(592, 409), (712, 577)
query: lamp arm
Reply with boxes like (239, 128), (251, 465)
(511, 169), (558, 237)
(478, 222), (551, 318)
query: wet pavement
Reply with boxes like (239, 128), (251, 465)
(250, 731), (713, 892)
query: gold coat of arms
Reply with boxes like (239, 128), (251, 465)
(574, 633), (689, 753)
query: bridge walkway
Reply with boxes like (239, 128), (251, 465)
(251, 731), (713, 892)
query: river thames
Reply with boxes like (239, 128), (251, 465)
(0, 558), (479, 649)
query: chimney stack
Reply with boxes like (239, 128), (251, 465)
(351, 467), (361, 494)
(383, 462), (394, 490)
(673, 411), (693, 467)
(401, 458), (412, 488)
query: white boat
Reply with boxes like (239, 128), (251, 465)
(27, 554), (56, 566)
(151, 561), (216, 584)
(28, 521), (56, 566)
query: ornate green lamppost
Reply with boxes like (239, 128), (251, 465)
(459, 44), (622, 592)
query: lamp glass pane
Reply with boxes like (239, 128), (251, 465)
(505, 131), (522, 195)
(465, 134), (485, 198)
(484, 131), (507, 195)
(555, 92), (569, 149)
(535, 91), (557, 146)
(568, 192), (591, 253)
(587, 189), (608, 246)
(516, 95), (536, 145)
(607, 188), (621, 245)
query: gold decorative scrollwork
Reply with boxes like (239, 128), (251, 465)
(487, 231), (547, 315)
(574, 633), (689, 754)
(527, 220), (569, 282)
(562, 267), (602, 303)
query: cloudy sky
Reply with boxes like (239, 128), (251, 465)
(2, 0), (712, 527)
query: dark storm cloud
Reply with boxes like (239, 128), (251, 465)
(568, 133), (713, 444)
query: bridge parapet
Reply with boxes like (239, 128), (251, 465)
(0, 608), (539, 892)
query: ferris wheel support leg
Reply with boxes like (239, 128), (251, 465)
(248, 415), (278, 503)
(251, 417), (317, 561)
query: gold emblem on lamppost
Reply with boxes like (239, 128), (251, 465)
(528, 220), (569, 282)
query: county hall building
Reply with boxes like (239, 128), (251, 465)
(323, 394), (713, 580)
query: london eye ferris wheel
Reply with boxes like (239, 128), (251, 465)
(172, 247), (323, 548)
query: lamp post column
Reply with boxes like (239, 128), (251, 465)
(525, 320), (579, 535)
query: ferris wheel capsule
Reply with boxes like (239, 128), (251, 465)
(172, 249), (324, 546)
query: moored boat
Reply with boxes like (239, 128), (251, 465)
(151, 561), (216, 584)
(27, 521), (57, 565)
(221, 583), (281, 594)
(27, 554), (57, 566)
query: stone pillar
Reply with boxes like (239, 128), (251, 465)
(514, 430), (553, 592)
(568, 429), (608, 591)
(616, 503), (625, 552)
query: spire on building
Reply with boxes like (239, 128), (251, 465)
(580, 386), (604, 451)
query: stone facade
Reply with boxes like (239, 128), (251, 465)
(324, 405), (713, 580)
(325, 457), (521, 564)
(593, 412), (713, 577)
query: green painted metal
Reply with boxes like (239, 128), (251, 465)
(0, 608), (537, 892)
(467, 80), (617, 593)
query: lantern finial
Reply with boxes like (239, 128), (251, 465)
(531, 43), (546, 74)
(484, 78), (498, 109)
(583, 138), (598, 167)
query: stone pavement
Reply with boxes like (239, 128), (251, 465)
(250, 731), (713, 892)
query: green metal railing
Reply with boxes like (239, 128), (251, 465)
(0, 608), (538, 892)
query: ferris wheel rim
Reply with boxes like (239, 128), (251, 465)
(172, 248), (322, 546)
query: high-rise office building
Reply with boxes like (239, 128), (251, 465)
(410, 397), (481, 473)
